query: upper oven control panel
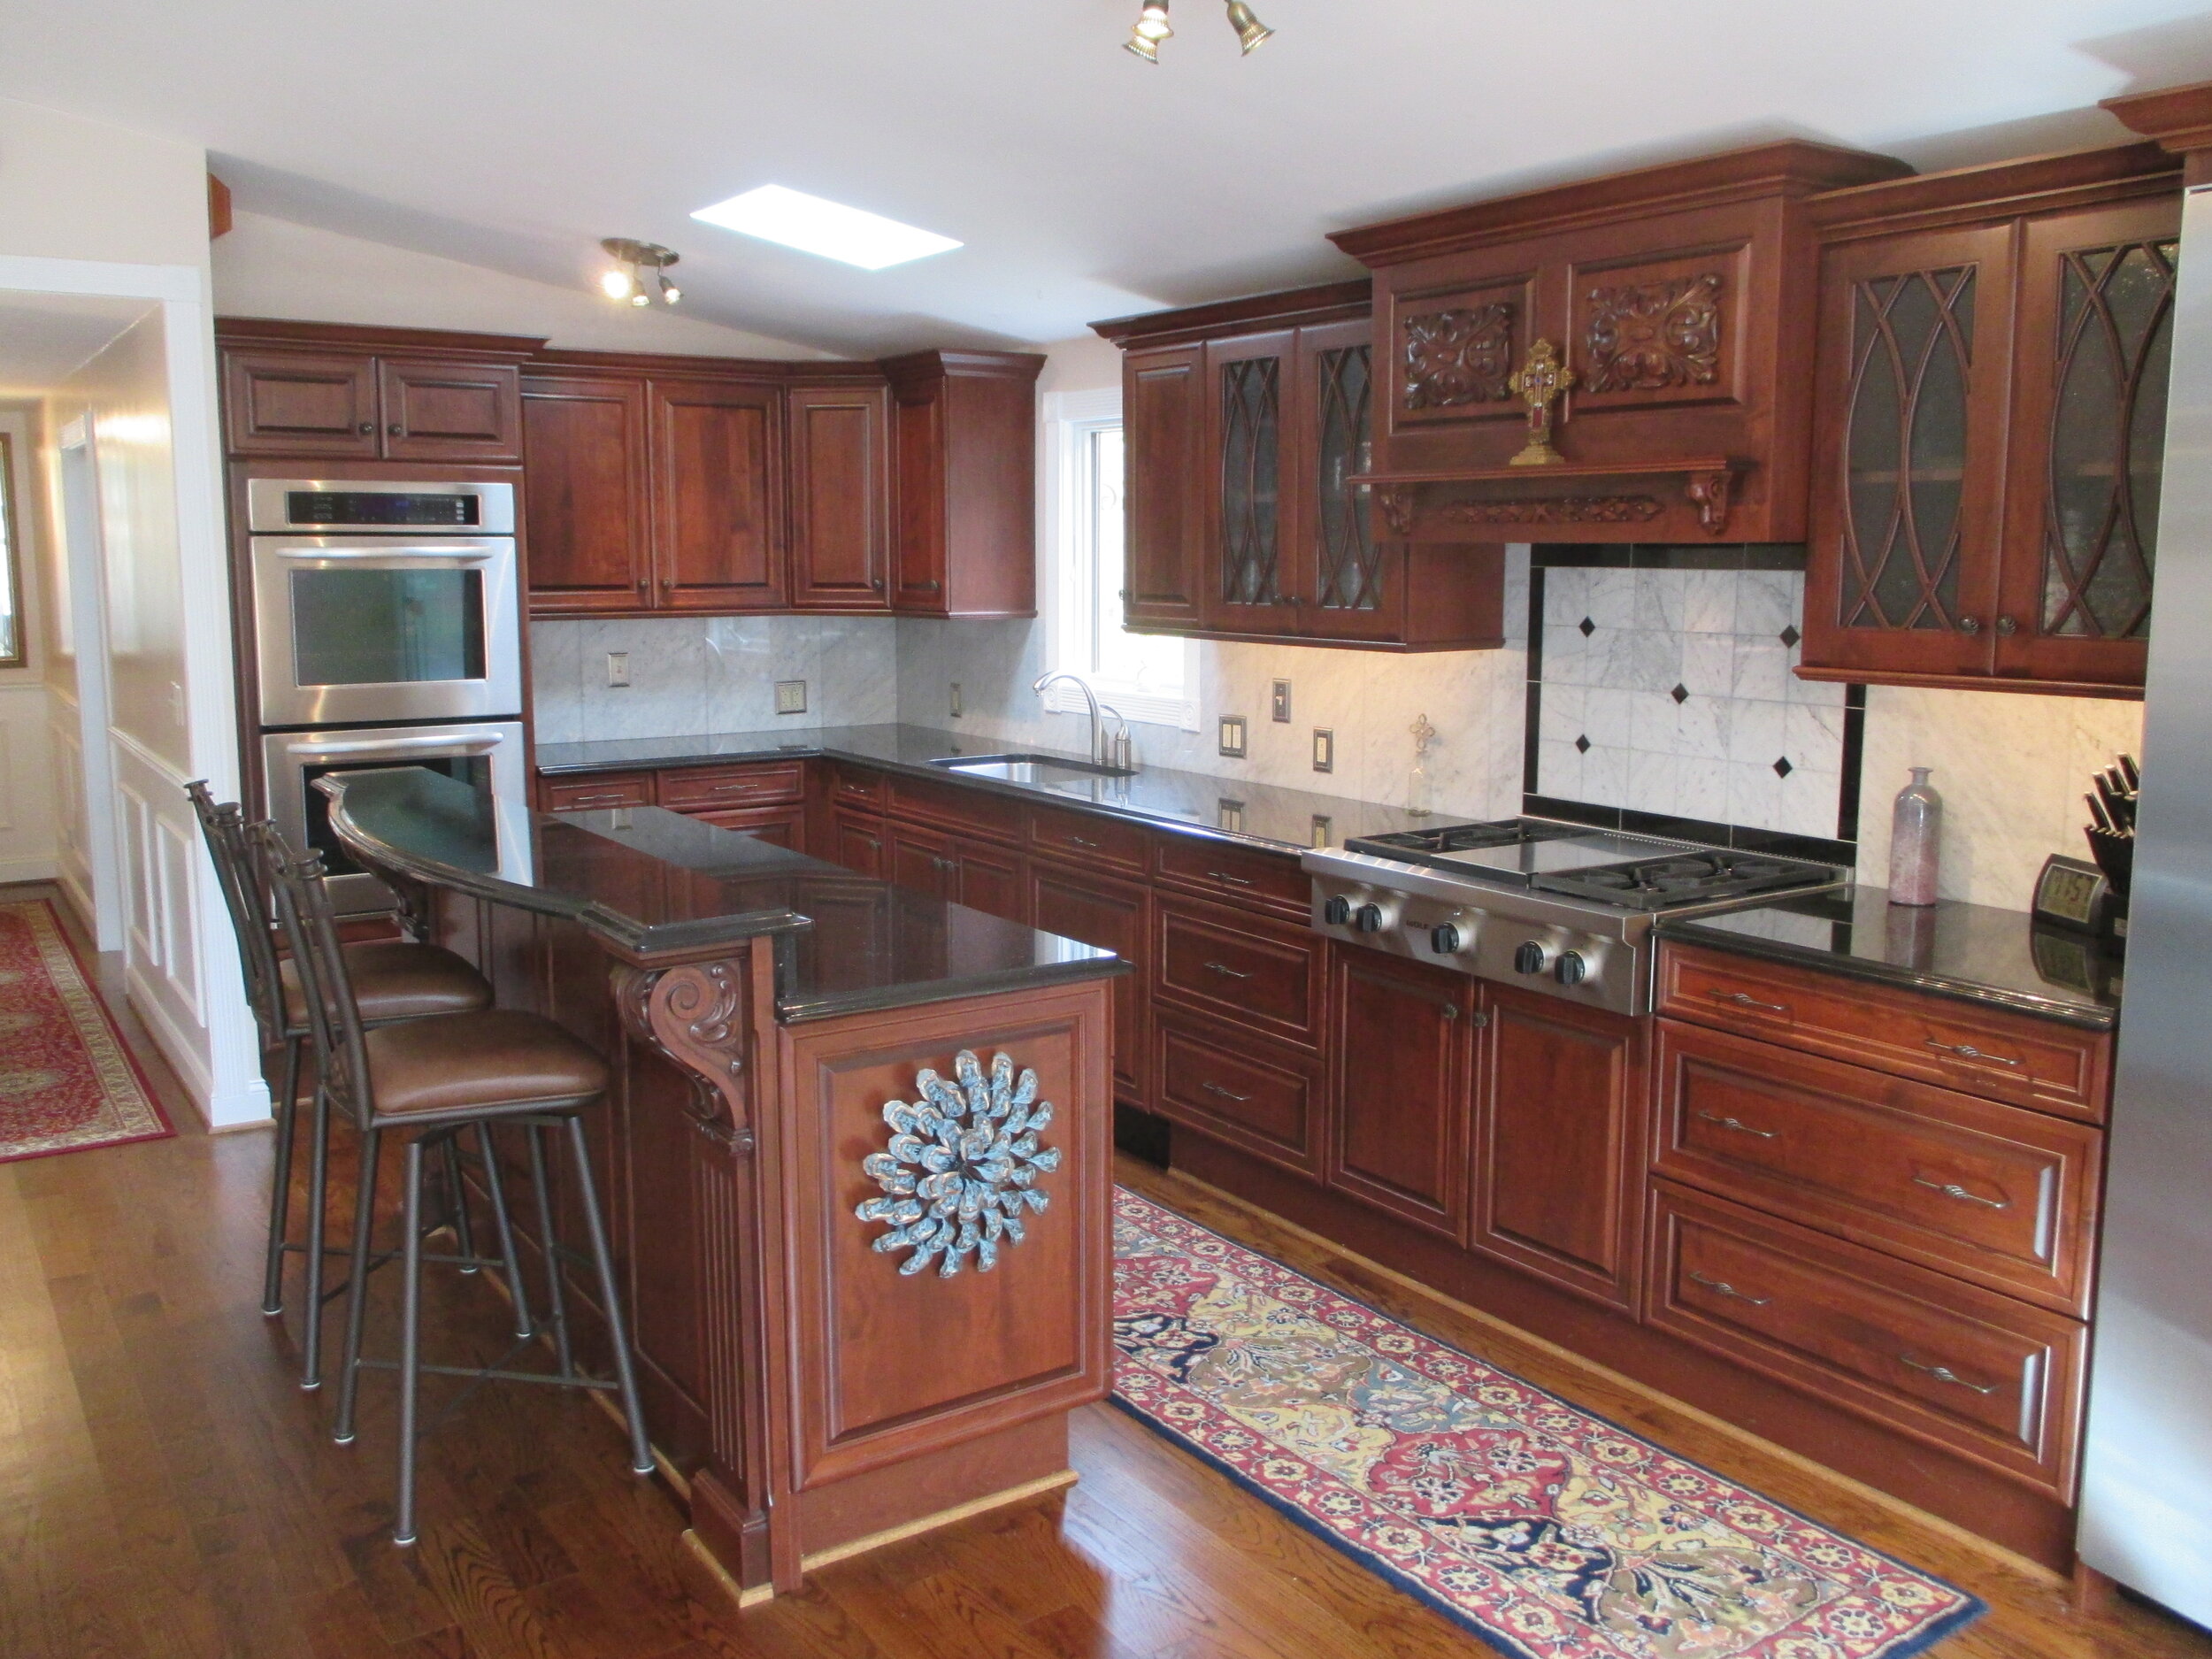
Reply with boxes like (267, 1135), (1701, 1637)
(246, 479), (516, 535)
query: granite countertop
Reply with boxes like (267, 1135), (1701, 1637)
(534, 723), (1449, 855)
(1655, 885), (2121, 1030)
(319, 768), (1124, 1024)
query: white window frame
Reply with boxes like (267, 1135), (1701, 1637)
(1040, 387), (1198, 731)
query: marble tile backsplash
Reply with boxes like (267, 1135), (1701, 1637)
(529, 615), (901, 744)
(1532, 567), (1849, 842)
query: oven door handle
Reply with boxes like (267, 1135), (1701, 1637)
(268, 546), (503, 562)
(280, 733), (508, 759)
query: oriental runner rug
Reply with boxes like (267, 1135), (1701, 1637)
(0, 901), (172, 1164)
(1110, 1187), (1983, 1659)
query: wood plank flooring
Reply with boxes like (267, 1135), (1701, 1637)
(2, 879), (2207, 1659)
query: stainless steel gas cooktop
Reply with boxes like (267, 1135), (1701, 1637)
(1307, 818), (1848, 1015)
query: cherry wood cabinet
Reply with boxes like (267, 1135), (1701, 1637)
(1095, 283), (1504, 650)
(1153, 1011), (1325, 1178)
(883, 819), (1028, 919)
(1028, 860), (1148, 1101)
(881, 350), (1046, 618)
(520, 374), (652, 611)
(1153, 894), (1326, 1051)
(649, 378), (784, 611)
(1799, 145), (2181, 696)
(219, 322), (529, 463)
(787, 380), (892, 609)
(1325, 948), (1474, 1240)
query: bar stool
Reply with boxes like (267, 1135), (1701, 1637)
(256, 826), (655, 1547)
(186, 780), (495, 1388)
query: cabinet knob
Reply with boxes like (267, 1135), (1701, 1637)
(872, 576), (884, 591)
(357, 421), (374, 435)
(1995, 615), (2018, 636)
(387, 422), (403, 436)
(1958, 616), (1982, 635)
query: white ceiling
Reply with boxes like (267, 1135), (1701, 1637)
(5, 1), (2211, 357)
(0, 294), (157, 396)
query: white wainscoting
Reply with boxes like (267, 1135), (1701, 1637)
(0, 682), (57, 882)
(46, 686), (93, 924)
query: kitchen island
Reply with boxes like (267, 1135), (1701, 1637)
(318, 767), (1125, 1604)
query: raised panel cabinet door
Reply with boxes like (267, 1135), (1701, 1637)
(1122, 344), (1206, 630)
(830, 810), (887, 879)
(1993, 195), (2181, 692)
(223, 349), (380, 457)
(377, 358), (523, 462)
(1801, 223), (2016, 683)
(788, 382), (891, 610)
(520, 375), (652, 611)
(650, 379), (785, 610)
(885, 821), (960, 901)
(1472, 984), (1647, 1310)
(1326, 947), (1474, 1240)
(1029, 862), (1148, 1101)
(1205, 331), (1294, 632)
(891, 390), (949, 611)
(955, 841), (1030, 926)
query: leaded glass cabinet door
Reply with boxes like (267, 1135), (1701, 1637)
(1299, 319), (1386, 638)
(1801, 224), (2016, 682)
(1995, 196), (2179, 691)
(1207, 331), (1291, 631)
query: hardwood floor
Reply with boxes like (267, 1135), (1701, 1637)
(2, 880), (2207, 1659)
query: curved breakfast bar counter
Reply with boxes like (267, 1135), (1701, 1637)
(318, 768), (1125, 1604)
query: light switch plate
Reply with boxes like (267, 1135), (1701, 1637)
(1311, 728), (1335, 773)
(605, 651), (630, 688)
(1217, 798), (1246, 833)
(1271, 680), (1292, 722)
(1217, 715), (1248, 758)
(949, 681), (964, 718)
(1310, 814), (1333, 849)
(774, 680), (807, 715)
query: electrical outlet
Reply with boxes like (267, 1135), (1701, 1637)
(1217, 715), (1248, 758)
(949, 681), (964, 718)
(774, 680), (807, 715)
(605, 651), (630, 688)
(1271, 680), (1292, 722)
(1310, 814), (1333, 849)
(1311, 728), (1335, 773)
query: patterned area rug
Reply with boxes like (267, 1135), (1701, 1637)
(0, 901), (172, 1164)
(1112, 1187), (1983, 1659)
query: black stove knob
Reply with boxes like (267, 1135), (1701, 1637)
(1430, 923), (1462, 955)
(1512, 941), (1547, 975)
(1322, 895), (1352, 926)
(1354, 902), (1386, 934)
(1555, 951), (1588, 987)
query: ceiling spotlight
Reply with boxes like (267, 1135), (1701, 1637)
(1124, 27), (1160, 61)
(1225, 0), (1273, 53)
(1133, 1), (1173, 41)
(599, 237), (681, 306)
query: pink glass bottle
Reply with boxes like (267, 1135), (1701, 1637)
(1888, 766), (1941, 906)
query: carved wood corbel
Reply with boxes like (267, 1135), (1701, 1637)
(1683, 468), (1736, 535)
(613, 958), (756, 1152)
(1375, 486), (1418, 537)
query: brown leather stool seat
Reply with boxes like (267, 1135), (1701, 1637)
(282, 941), (491, 1028)
(363, 1010), (611, 1119)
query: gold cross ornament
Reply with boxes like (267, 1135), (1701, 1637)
(1508, 339), (1575, 466)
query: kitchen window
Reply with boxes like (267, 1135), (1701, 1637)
(1043, 388), (1195, 730)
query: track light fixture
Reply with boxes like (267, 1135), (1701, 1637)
(1124, 0), (1272, 62)
(599, 238), (681, 307)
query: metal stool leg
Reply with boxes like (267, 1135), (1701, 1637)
(475, 1124), (534, 1340)
(442, 1137), (480, 1274)
(300, 1085), (333, 1390)
(333, 1126), (383, 1445)
(394, 1137), (427, 1547)
(261, 1035), (303, 1316)
(565, 1116), (654, 1476)
(526, 1124), (574, 1378)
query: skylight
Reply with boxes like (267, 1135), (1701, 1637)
(689, 186), (962, 271)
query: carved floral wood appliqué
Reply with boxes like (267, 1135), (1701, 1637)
(857, 1049), (1059, 1278)
(1582, 273), (1725, 393)
(1402, 305), (1517, 410)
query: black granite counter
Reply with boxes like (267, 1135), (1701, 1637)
(319, 768), (1123, 1024)
(534, 724), (1448, 854)
(1655, 885), (2121, 1030)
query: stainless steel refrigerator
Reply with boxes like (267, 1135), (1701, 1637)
(2077, 179), (2212, 1628)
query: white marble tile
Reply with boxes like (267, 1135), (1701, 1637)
(1627, 748), (1678, 815)
(1785, 700), (1847, 772)
(1674, 758), (1731, 822)
(1627, 689), (1678, 755)
(1775, 768), (1844, 840)
(1727, 697), (1787, 765)
(1609, 629), (1683, 694)
(1726, 760), (1783, 830)
(1588, 569), (1639, 631)
(1681, 570), (1739, 634)
(1537, 739), (1582, 801)
(1737, 570), (1800, 640)
(1583, 686), (1635, 748)
(1634, 570), (1686, 633)
(1537, 682), (1586, 744)
(1675, 696), (1732, 762)
(1582, 743), (1629, 807)
(1731, 638), (1791, 703)
(1543, 567), (1591, 626)
(1679, 633), (1735, 697)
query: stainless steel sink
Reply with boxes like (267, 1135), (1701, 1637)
(928, 753), (1136, 784)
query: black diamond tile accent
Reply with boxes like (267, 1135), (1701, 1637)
(1671, 683), (1689, 704)
(1773, 757), (1794, 778)
(1574, 734), (1591, 754)
(1578, 617), (1595, 636)
(1779, 624), (1801, 648)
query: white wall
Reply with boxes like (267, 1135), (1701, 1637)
(0, 97), (211, 267)
(213, 211), (835, 359)
(0, 406), (55, 880)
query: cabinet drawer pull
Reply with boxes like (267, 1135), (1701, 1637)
(1912, 1175), (2010, 1210)
(1209, 871), (1255, 887)
(709, 782), (764, 795)
(1202, 960), (1253, 980)
(1697, 1110), (1778, 1140)
(1925, 1039), (2021, 1067)
(563, 792), (634, 807)
(1200, 1081), (1252, 1103)
(1688, 1271), (1770, 1306)
(1063, 834), (1101, 849)
(932, 856), (956, 872)
(1709, 988), (1789, 1014)
(1899, 1355), (2001, 1394)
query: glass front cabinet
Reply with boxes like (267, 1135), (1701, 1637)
(1801, 150), (2182, 696)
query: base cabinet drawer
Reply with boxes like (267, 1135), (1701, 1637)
(1657, 942), (2111, 1121)
(541, 772), (655, 810)
(1648, 1183), (2086, 1496)
(1153, 1015), (1322, 1177)
(657, 761), (807, 811)
(688, 804), (805, 847)
(1155, 897), (1325, 1048)
(1152, 834), (1309, 923)
(1655, 1018), (2101, 1313)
